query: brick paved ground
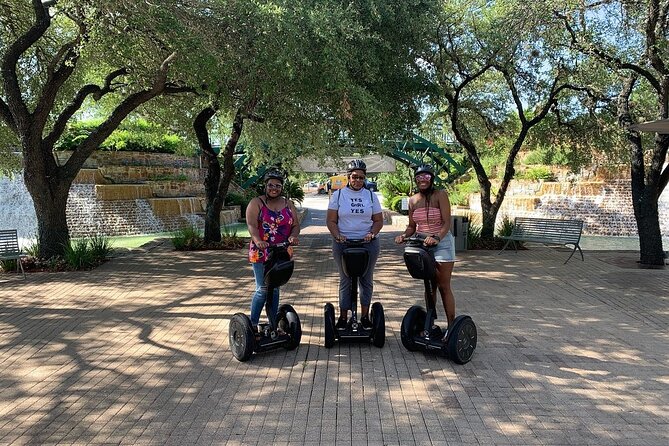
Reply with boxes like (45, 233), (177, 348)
(0, 207), (668, 445)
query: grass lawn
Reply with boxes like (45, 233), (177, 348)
(108, 223), (250, 250)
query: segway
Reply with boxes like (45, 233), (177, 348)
(399, 235), (476, 364)
(229, 242), (301, 362)
(324, 239), (385, 348)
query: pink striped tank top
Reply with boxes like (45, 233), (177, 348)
(412, 206), (443, 234)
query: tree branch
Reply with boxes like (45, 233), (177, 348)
(62, 53), (178, 178)
(1, 0), (51, 128)
(559, 12), (663, 93)
(645, 0), (668, 75)
(0, 98), (17, 133)
(44, 68), (128, 149)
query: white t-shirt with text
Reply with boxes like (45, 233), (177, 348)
(328, 186), (382, 238)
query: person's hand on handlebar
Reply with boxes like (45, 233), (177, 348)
(394, 234), (406, 244)
(424, 235), (440, 246)
(363, 232), (376, 242)
(254, 238), (270, 249)
(288, 235), (299, 246)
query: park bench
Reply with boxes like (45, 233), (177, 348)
(498, 217), (584, 264)
(0, 229), (26, 278)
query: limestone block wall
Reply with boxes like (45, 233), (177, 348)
(56, 151), (200, 168)
(468, 179), (669, 237)
(98, 166), (204, 183)
(66, 185), (240, 237)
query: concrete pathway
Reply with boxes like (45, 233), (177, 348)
(0, 201), (668, 445)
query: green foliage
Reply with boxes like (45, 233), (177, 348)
(24, 239), (41, 258)
(378, 166), (413, 211)
(448, 178), (480, 206)
(225, 190), (256, 216)
(171, 226), (203, 251)
(466, 223), (482, 249)
(0, 125), (21, 176)
(516, 166), (556, 181)
(89, 234), (114, 259)
(55, 118), (191, 155)
(220, 225), (246, 249)
(496, 215), (515, 238)
(387, 195), (407, 213)
(0, 259), (17, 273)
(61, 235), (113, 270)
(283, 181), (305, 206)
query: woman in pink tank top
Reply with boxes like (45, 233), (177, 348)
(245, 168), (300, 331)
(394, 164), (456, 337)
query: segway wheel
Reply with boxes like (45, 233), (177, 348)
(446, 315), (477, 364)
(278, 304), (302, 350)
(370, 302), (385, 348)
(229, 313), (255, 362)
(324, 303), (336, 348)
(400, 305), (426, 351)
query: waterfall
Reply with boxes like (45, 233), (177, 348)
(0, 174), (38, 247)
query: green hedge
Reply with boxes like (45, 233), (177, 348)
(55, 118), (191, 155)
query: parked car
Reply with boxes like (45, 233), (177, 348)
(364, 180), (377, 191)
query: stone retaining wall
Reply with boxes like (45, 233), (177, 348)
(467, 179), (669, 236)
(66, 185), (240, 237)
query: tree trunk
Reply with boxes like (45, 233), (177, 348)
(619, 77), (666, 267)
(195, 106), (244, 243)
(635, 197), (665, 266)
(23, 141), (73, 259)
(193, 106), (221, 242)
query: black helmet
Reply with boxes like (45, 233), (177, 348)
(346, 159), (367, 174)
(263, 167), (285, 184)
(414, 164), (435, 178)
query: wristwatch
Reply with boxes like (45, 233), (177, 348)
(431, 234), (441, 242)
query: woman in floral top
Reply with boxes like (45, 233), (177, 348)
(245, 168), (300, 331)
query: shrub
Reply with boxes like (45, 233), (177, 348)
(517, 166), (556, 181)
(24, 238), (40, 258)
(466, 222), (482, 248)
(496, 215), (515, 237)
(55, 118), (193, 155)
(171, 226), (204, 250)
(283, 181), (305, 206)
(220, 225), (246, 249)
(0, 259), (17, 273)
(225, 191), (255, 216)
(448, 178), (480, 206)
(63, 239), (95, 269)
(89, 234), (114, 259)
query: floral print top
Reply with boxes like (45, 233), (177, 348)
(248, 197), (295, 263)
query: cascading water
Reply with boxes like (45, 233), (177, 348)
(0, 173), (38, 247)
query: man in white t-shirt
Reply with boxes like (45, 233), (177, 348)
(326, 159), (383, 330)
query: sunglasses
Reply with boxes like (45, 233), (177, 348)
(266, 183), (283, 189)
(415, 174), (432, 181)
(350, 175), (366, 181)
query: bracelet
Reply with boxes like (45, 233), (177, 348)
(432, 234), (441, 242)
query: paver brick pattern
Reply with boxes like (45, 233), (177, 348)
(0, 217), (668, 445)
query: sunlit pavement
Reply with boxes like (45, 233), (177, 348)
(0, 196), (668, 445)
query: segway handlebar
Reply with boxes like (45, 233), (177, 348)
(266, 240), (293, 251)
(401, 234), (428, 244)
(337, 236), (377, 245)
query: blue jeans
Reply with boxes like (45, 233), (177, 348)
(250, 262), (279, 326)
(332, 238), (380, 310)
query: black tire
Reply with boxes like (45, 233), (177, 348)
(324, 303), (336, 348)
(400, 305), (426, 351)
(370, 302), (385, 348)
(446, 315), (477, 364)
(229, 313), (255, 362)
(278, 304), (302, 350)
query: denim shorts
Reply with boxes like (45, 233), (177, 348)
(430, 232), (456, 262)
